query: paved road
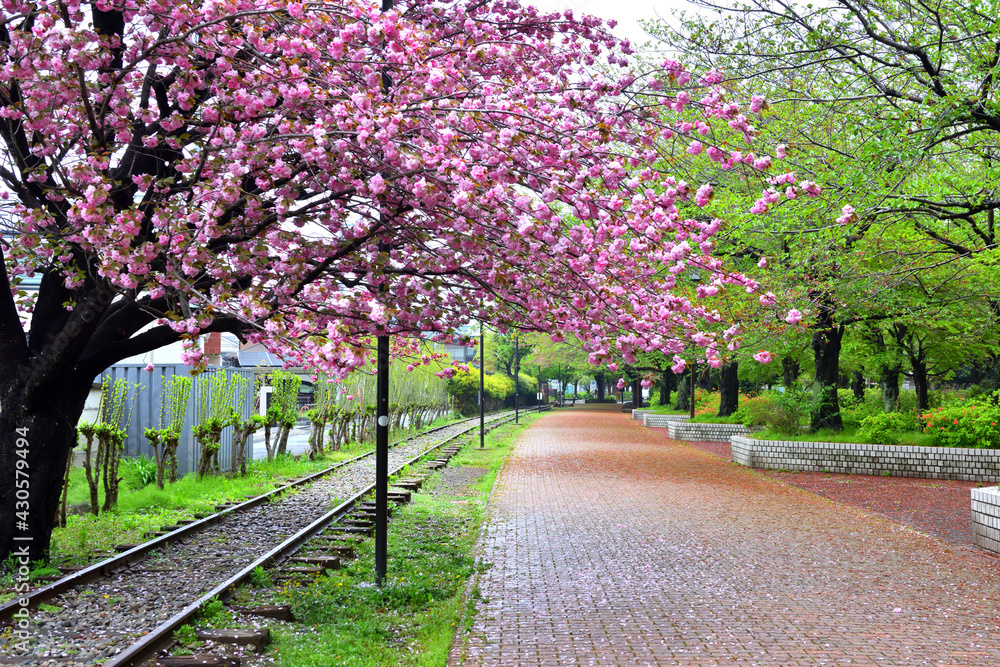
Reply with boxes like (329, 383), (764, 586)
(451, 404), (1000, 666)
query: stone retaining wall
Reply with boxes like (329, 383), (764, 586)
(666, 421), (751, 442)
(631, 409), (653, 421)
(732, 435), (1000, 482)
(642, 414), (691, 428)
(972, 487), (1000, 556)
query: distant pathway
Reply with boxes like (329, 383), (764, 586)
(451, 404), (1000, 666)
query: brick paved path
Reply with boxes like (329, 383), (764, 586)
(450, 405), (1000, 666)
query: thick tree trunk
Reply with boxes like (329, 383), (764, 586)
(1, 380), (92, 561)
(810, 302), (844, 432)
(718, 362), (739, 417)
(879, 364), (901, 412)
(851, 370), (865, 402)
(782, 356), (800, 389)
(660, 371), (673, 407)
(595, 372), (605, 401)
(675, 371), (691, 411)
(633, 377), (642, 409)
(911, 359), (930, 411)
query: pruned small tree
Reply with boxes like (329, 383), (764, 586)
(144, 375), (192, 489)
(231, 374), (265, 476)
(306, 377), (336, 460)
(193, 372), (239, 478)
(263, 370), (301, 460)
(77, 377), (138, 514)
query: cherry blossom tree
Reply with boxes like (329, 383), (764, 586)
(0, 0), (780, 560)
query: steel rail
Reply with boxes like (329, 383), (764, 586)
(0, 411), (510, 622)
(103, 412), (519, 667)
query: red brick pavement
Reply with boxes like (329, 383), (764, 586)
(449, 404), (1000, 666)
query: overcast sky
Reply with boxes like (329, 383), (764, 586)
(523, 0), (703, 48)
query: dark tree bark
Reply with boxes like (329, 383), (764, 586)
(782, 356), (800, 389)
(0, 260), (245, 560)
(851, 370), (865, 402)
(633, 377), (642, 409)
(911, 359), (929, 411)
(892, 323), (931, 411)
(810, 297), (844, 431)
(718, 361), (739, 417)
(659, 370), (674, 407)
(697, 367), (714, 391)
(879, 364), (902, 412)
(595, 372), (605, 401)
(674, 371), (691, 411)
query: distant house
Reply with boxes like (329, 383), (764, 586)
(223, 342), (313, 412)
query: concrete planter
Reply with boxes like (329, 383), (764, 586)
(972, 487), (1000, 556)
(631, 409), (654, 421)
(732, 435), (1000, 482)
(642, 414), (691, 428)
(666, 421), (751, 442)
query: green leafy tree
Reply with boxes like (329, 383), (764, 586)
(144, 375), (192, 489)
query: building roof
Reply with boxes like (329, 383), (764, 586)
(226, 342), (295, 369)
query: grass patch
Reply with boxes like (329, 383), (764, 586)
(267, 413), (541, 667)
(646, 406), (690, 415)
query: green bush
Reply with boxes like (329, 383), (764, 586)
(446, 369), (515, 415)
(120, 456), (157, 490)
(733, 390), (808, 434)
(858, 413), (913, 444)
(838, 389), (883, 429)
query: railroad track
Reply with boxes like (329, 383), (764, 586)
(0, 410), (523, 665)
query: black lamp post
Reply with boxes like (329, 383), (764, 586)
(514, 334), (519, 424)
(479, 324), (485, 448)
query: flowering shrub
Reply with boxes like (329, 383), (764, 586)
(919, 401), (1000, 448)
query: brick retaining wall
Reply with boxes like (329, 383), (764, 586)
(631, 409), (653, 421)
(666, 421), (752, 442)
(972, 487), (1000, 555)
(732, 435), (1000, 482)
(642, 414), (691, 428)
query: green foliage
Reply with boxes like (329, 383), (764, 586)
(268, 370), (302, 425)
(446, 368), (516, 414)
(733, 390), (809, 434)
(173, 624), (199, 646)
(120, 456), (157, 489)
(196, 597), (232, 627)
(858, 412), (914, 445)
(838, 389), (883, 429)
(249, 565), (272, 588)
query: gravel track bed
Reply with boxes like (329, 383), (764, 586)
(10, 415), (508, 666)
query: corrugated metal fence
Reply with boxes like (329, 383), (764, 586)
(103, 365), (257, 477)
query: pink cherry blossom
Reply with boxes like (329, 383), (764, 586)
(753, 351), (774, 364)
(785, 309), (803, 324)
